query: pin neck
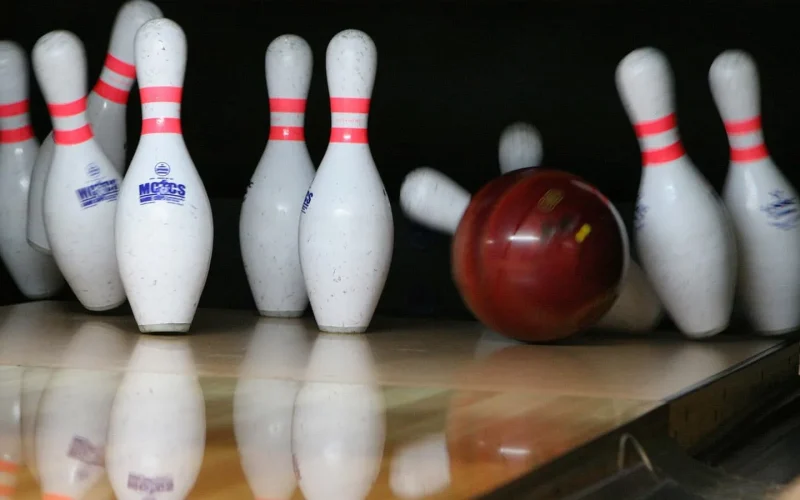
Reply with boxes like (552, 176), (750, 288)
(140, 86), (183, 135)
(48, 97), (93, 146)
(633, 113), (684, 166)
(0, 99), (34, 144)
(724, 115), (769, 163)
(329, 97), (370, 144)
(91, 53), (136, 105)
(268, 98), (306, 142)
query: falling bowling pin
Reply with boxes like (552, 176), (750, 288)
(116, 18), (214, 333)
(399, 167), (661, 333)
(298, 29), (393, 333)
(0, 41), (64, 299)
(616, 47), (737, 338)
(31, 31), (126, 311)
(710, 50), (800, 334)
(498, 121), (543, 173)
(240, 35), (316, 318)
(27, 0), (163, 254)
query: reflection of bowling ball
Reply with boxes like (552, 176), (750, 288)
(452, 168), (626, 342)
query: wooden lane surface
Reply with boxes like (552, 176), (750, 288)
(0, 301), (791, 499)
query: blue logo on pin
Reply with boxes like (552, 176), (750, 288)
(138, 162), (186, 206)
(75, 162), (118, 209)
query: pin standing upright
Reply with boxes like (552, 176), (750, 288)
(298, 29), (394, 333)
(709, 50), (800, 334)
(240, 35), (316, 318)
(0, 42), (64, 299)
(116, 18), (213, 333)
(498, 121), (543, 173)
(27, 0), (162, 255)
(32, 31), (126, 311)
(616, 47), (737, 338)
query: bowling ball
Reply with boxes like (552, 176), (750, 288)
(451, 168), (626, 342)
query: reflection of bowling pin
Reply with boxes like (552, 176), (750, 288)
(400, 167), (662, 332)
(32, 31), (126, 311)
(116, 18), (214, 333)
(298, 29), (394, 333)
(498, 121), (543, 173)
(0, 41), (64, 298)
(106, 336), (206, 500)
(616, 47), (737, 338)
(234, 319), (311, 500)
(293, 333), (385, 500)
(0, 366), (22, 499)
(240, 35), (316, 318)
(27, 0), (163, 254)
(35, 321), (128, 500)
(710, 50), (800, 335)
(390, 433), (450, 499)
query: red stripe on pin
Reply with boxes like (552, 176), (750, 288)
(330, 97), (370, 114)
(140, 86), (183, 104)
(724, 116), (761, 134)
(731, 144), (768, 162)
(0, 100), (28, 117)
(0, 125), (35, 143)
(330, 127), (367, 144)
(48, 97), (87, 117)
(642, 141), (685, 165)
(104, 53), (136, 78)
(142, 117), (181, 134)
(93, 80), (129, 105)
(270, 98), (306, 113)
(634, 113), (677, 137)
(269, 126), (304, 141)
(53, 124), (93, 145)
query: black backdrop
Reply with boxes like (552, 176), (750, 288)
(1, 1), (797, 320)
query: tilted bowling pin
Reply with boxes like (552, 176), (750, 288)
(106, 335), (206, 500)
(400, 167), (662, 333)
(240, 35), (316, 318)
(32, 31), (126, 311)
(498, 121), (543, 173)
(27, 0), (163, 254)
(298, 29), (394, 333)
(116, 18), (213, 333)
(0, 42), (64, 298)
(616, 47), (737, 338)
(710, 50), (800, 334)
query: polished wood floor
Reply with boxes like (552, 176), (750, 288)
(0, 301), (792, 499)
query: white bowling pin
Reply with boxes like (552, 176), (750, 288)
(616, 47), (737, 338)
(233, 319), (311, 500)
(0, 41), (64, 299)
(710, 50), (800, 335)
(35, 321), (128, 500)
(116, 18), (213, 333)
(292, 333), (385, 500)
(298, 29), (394, 333)
(32, 31), (126, 311)
(240, 35), (316, 318)
(498, 121), (543, 173)
(399, 167), (661, 332)
(27, 0), (163, 254)
(106, 336), (206, 500)
(0, 366), (22, 500)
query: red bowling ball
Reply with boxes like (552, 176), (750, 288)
(451, 168), (626, 342)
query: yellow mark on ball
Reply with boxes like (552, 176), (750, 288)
(575, 224), (592, 243)
(537, 189), (564, 212)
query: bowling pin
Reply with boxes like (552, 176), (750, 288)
(399, 167), (661, 332)
(298, 29), (394, 333)
(710, 51), (800, 335)
(233, 319), (310, 500)
(27, 0), (163, 254)
(106, 335), (206, 500)
(116, 18), (213, 333)
(292, 333), (386, 500)
(616, 47), (737, 338)
(32, 31), (126, 311)
(498, 121), (543, 173)
(240, 35), (316, 318)
(0, 41), (64, 298)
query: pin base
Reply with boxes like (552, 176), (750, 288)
(756, 326), (799, 336)
(259, 309), (305, 318)
(23, 289), (64, 300)
(318, 325), (369, 334)
(681, 326), (727, 340)
(27, 239), (52, 255)
(84, 300), (127, 312)
(138, 323), (191, 334)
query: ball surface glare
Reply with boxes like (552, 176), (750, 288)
(451, 168), (626, 342)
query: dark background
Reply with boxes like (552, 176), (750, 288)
(1, 1), (797, 320)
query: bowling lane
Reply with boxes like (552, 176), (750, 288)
(0, 301), (789, 499)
